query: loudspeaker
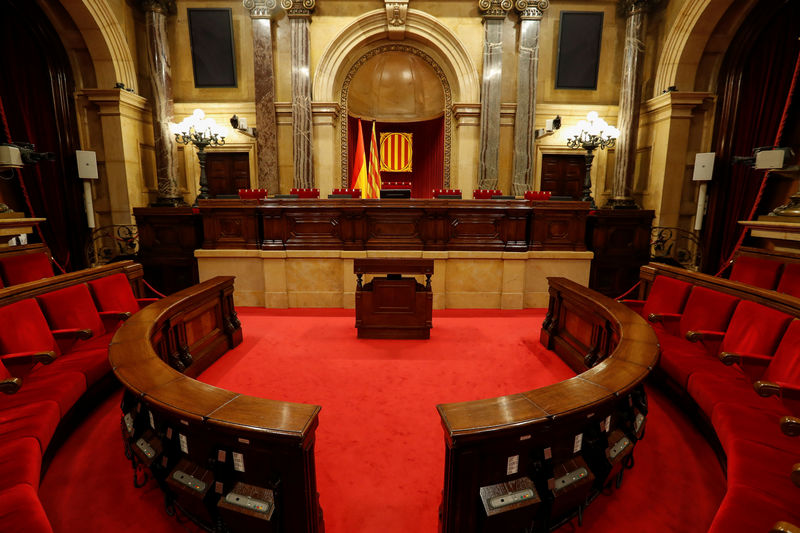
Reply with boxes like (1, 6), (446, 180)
(76, 150), (98, 179)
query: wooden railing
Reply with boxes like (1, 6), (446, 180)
(109, 277), (323, 533)
(437, 277), (659, 532)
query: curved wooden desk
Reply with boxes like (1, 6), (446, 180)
(437, 277), (660, 532)
(109, 276), (323, 533)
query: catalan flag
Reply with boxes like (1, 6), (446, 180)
(367, 121), (382, 199)
(351, 119), (368, 198)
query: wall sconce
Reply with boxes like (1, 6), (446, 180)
(564, 112), (619, 208)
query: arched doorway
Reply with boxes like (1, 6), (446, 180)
(344, 48), (447, 198)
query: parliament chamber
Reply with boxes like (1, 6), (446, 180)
(1, 0), (800, 531)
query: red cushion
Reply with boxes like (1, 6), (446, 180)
(678, 286), (740, 338)
(34, 347), (111, 387)
(0, 484), (54, 533)
(0, 402), (60, 452)
(0, 300), (60, 356)
(719, 300), (792, 355)
(37, 284), (105, 339)
(0, 253), (53, 286)
(763, 319), (800, 384)
(726, 438), (800, 500)
(729, 255), (783, 289)
(0, 438), (42, 491)
(0, 371), (86, 417)
(777, 262), (800, 298)
(88, 273), (140, 316)
(708, 485), (800, 533)
(0, 359), (11, 381)
(712, 403), (800, 455)
(642, 276), (693, 319)
(687, 371), (784, 417)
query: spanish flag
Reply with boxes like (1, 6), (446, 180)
(367, 121), (382, 199)
(352, 119), (368, 198)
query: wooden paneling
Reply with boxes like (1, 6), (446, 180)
(541, 154), (586, 199)
(205, 152), (250, 198)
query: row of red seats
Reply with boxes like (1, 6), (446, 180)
(624, 275), (800, 531)
(332, 188), (361, 198)
(432, 189), (461, 198)
(290, 188), (320, 198)
(728, 254), (800, 298)
(0, 273), (153, 532)
(524, 191), (552, 201)
(238, 188), (268, 199)
(381, 181), (411, 190)
(0, 252), (54, 288)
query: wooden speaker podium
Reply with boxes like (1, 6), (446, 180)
(354, 259), (433, 339)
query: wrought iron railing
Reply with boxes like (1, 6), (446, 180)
(86, 225), (139, 266)
(650, 226), (703, 271)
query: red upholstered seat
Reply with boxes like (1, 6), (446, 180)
(0, 484), (54, 533)
(707, 485), (800, 533)
(718, 300), (792, 355)
(0, 299), (60, 357)
(687, 371), (784, 418)
(677, 286), (740, 338)
(36, 284), (105, 346)
(0, 253), (53, 286)
(726, 438), (800, 501)
(0, 402), (61, 452)
(777, 262), (800, 298)
(0, 371), (86, 417)
(762, 319), (800, 385)
(87, 273), (141, 316)
(728, 255), (783, 289)
(712, 403), (800, 455)
(34, 347), (111, 387)
(0, 437), (42, 491)
(642, 275), (692, 320)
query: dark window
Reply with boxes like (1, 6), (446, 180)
(187, 8), (237, 88)
(556, 11), (604, 90)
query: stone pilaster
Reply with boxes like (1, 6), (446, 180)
(607, 0), (650, 208)
(244, 0), (280, 193)
(477, 0), (511, 191)
(137, 0), (182, 205)
(511, 0), (548, 196)
(281, 0), (316, 189)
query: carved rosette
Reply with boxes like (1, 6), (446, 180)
(514, 0), (548, 19)
(281, 0), (315, 17)
(136, 0), (176, 15)
(385, 0), (410, 40)
(479, 0), (513, 19)
(244, 0), (277, 18)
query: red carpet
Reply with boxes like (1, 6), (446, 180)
(39, 308), (725, 532)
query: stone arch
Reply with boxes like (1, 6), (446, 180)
(652, 0), (758, 95)
(314, 9), (479, 104)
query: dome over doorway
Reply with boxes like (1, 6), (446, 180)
(348, 50), (445, 123)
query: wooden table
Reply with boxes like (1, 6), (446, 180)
(354, 258), (434, 339)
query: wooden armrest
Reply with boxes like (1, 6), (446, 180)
(793, 464), (800, 489)
(620, 299), (645, 310)
(780, 416), (800, 437)
(754, 380), (800, 400)
(719, 352), (772, 366)
(685, 330), (725, 342)
(772, 521), (800, 533)
(52, 328), (93, 340)
(0, 376), (22, 394)
(1, 351), (57, 365)
(647, 312), (681, 324)
(99, 311), (132, 321)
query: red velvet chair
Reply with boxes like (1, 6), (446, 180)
(0, 299), (61, 370)
(36, 284), (109, 350)
(707, 485), (800, 533)
(0, 484), (55, 533)
(0, 437), (42, 491)
(729, 255), (784, 289)
(711, 403), (800, 456)
(622, 275), (692, 323)
(777, 263), (800, 298)
(0, 402), (61, 453)
(0, 253), (53, 286)
(88, 273), (156, 319)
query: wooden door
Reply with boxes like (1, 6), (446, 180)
(541, 154), (586, 199)
(205, 152), (250, 197)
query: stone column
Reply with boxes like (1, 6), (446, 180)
(511, 0), (548, 196)
(137, 0), (182, 205)
(281, 0), (316, 189)
(607, 0), (650, 208)
(244, 0), (280, 193)
(478, 0), (511, 191)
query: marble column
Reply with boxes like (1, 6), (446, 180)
(281, 0), (316, 189)
(138, 0), (182, 205)
(478, 0), (511, 191)
(607, 0), (650, 208)
(511, 1), (548, 196)
(244, 0), (280, 193)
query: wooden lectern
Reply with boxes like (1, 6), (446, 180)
(354, 258), (433, 339)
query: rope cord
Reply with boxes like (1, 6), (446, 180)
(616, 280), (641, 301)
(142, 278), (167, 299)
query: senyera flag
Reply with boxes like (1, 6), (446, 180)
(351, 119), (368, 198)
(379, 132), (412, 173)
(367, 122), (382, 198)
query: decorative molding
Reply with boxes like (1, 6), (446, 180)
(514, 0), (548, 19)
(385, 0), (410, 40)
(479, 0), (513, 19)
(280, 0), (315, 17)
(134, 0), (176, 15)
(339, 44), (452, 189)
(243, 0), (277, 18)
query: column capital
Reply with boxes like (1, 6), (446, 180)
(134, 0), (176, 15)
(244, 0), (277, 18)
(514, 0), (548, 20)
(479, 0), (512, 20)
(280, 0), (315, 18)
